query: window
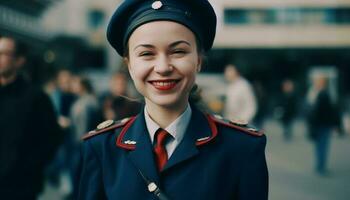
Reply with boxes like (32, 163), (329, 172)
(224, 7), (350, 25)
(88, 9), (105, 29)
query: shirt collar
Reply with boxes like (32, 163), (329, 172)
(144, 104), (192, 144)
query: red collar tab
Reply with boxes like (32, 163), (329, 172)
(210, 114), (264, 137)
(195, 114), (218, 146)
(116, 116), (137, 150)
(82, 117), (133, 140)
(115, 112), (219, 149)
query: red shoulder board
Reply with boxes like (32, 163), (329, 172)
(82, 117), (133, 140)
(209, 114), (264, 137)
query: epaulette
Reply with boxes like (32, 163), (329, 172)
(82, 117), (133, 140)
(210, 114), (264, 137)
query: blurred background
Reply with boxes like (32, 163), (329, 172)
(1, 0), (349, 200)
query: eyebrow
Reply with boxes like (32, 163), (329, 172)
(133, 40), (191, 51)
(133, 44), (154, 51)
(169, 40), (191, 48)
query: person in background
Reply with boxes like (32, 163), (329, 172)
(0, 35), (63, 200)
(278, 79), (298, 141)
(43, 68), (60, 114)
(77, 0), (268, 199)
(56, 69), (76, 128)
(223, 64), (257, 123)
(66, 75), (99, 199)
(307, 74), (340, 176)
(253, 80), (268, 129)
(70, 75), (99, 141)
(101, 71), (142, 121)
(45, 68), (76, 195)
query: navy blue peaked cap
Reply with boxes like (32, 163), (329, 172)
(107, 0), (217, 56)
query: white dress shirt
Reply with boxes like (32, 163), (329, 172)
(144, 104), (192, 158)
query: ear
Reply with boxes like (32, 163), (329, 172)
(123, 57), (130, 69)
(123, 57), (136, 80)
(196, 55), (202, 72)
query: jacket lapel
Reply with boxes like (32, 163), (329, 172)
(116, 111), (160, 184)
(163, 107), (217, 171)
(116, 106), (218, 178)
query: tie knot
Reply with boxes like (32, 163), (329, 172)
(155, 128), (170, 147)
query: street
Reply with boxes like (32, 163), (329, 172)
(266, 120), (350, 200)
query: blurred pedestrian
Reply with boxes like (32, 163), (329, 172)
(278, 79), (298, 141)
(253, 80), (268, 129)
(0, 35), (63, 199)
(306, 74), (340, 175)
(43, 69), (61, 114)
(66, 75), (99, 199)
(45, 68), (76, 193)
(77, 1), (268, 199)
(70, 75), (99, 141)
(56, 69), (76, 128)
(223, 64), (257, 123)
(101, 71), (142, 121)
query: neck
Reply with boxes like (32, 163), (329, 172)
(145, 100), (188, 129)
(0, 73), (17, 86)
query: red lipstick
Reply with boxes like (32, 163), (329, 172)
(149, 79), (179, 91)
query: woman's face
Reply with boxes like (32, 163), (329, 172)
(125, 21), (202, 110)
(71, 76), (83, 95)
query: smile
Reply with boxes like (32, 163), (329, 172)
(149, 79), (180, 91)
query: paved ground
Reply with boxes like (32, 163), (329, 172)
(39, 119), (350, 200)
(266, 120), (350, 200)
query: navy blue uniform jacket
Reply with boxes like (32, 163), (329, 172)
(77, 106), (268, 200)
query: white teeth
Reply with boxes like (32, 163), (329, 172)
(153, 81), (175, 86)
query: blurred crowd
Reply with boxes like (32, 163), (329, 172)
(43, 68), (142, 199)
(1, 34), (349, 200)
(0, 35), (143, 200)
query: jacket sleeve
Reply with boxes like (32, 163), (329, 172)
(237, 135), (269, 200)
(77, 140), (107, 200)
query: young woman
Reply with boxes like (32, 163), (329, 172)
(77, 1), (268, 200)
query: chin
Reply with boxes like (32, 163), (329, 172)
(147, 94), (187, 109)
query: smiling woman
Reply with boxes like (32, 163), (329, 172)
(126, 21), (201, 118)
(77, 1), (268, 200)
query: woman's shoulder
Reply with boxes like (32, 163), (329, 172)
(207, 114), (266, 156)
(208, 114), (264, 138)
(81, 117), (134, 141)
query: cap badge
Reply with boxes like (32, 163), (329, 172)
(152, 1), (163, 10)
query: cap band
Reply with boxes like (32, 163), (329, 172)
(123, 3), (201, 51)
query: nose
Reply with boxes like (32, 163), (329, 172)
(153, 54), (173, 75)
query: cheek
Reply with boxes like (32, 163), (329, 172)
(128, 59), (149, 84)
(174, 58), (198, 79)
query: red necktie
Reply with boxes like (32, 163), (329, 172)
(154, 129), (170, 171)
